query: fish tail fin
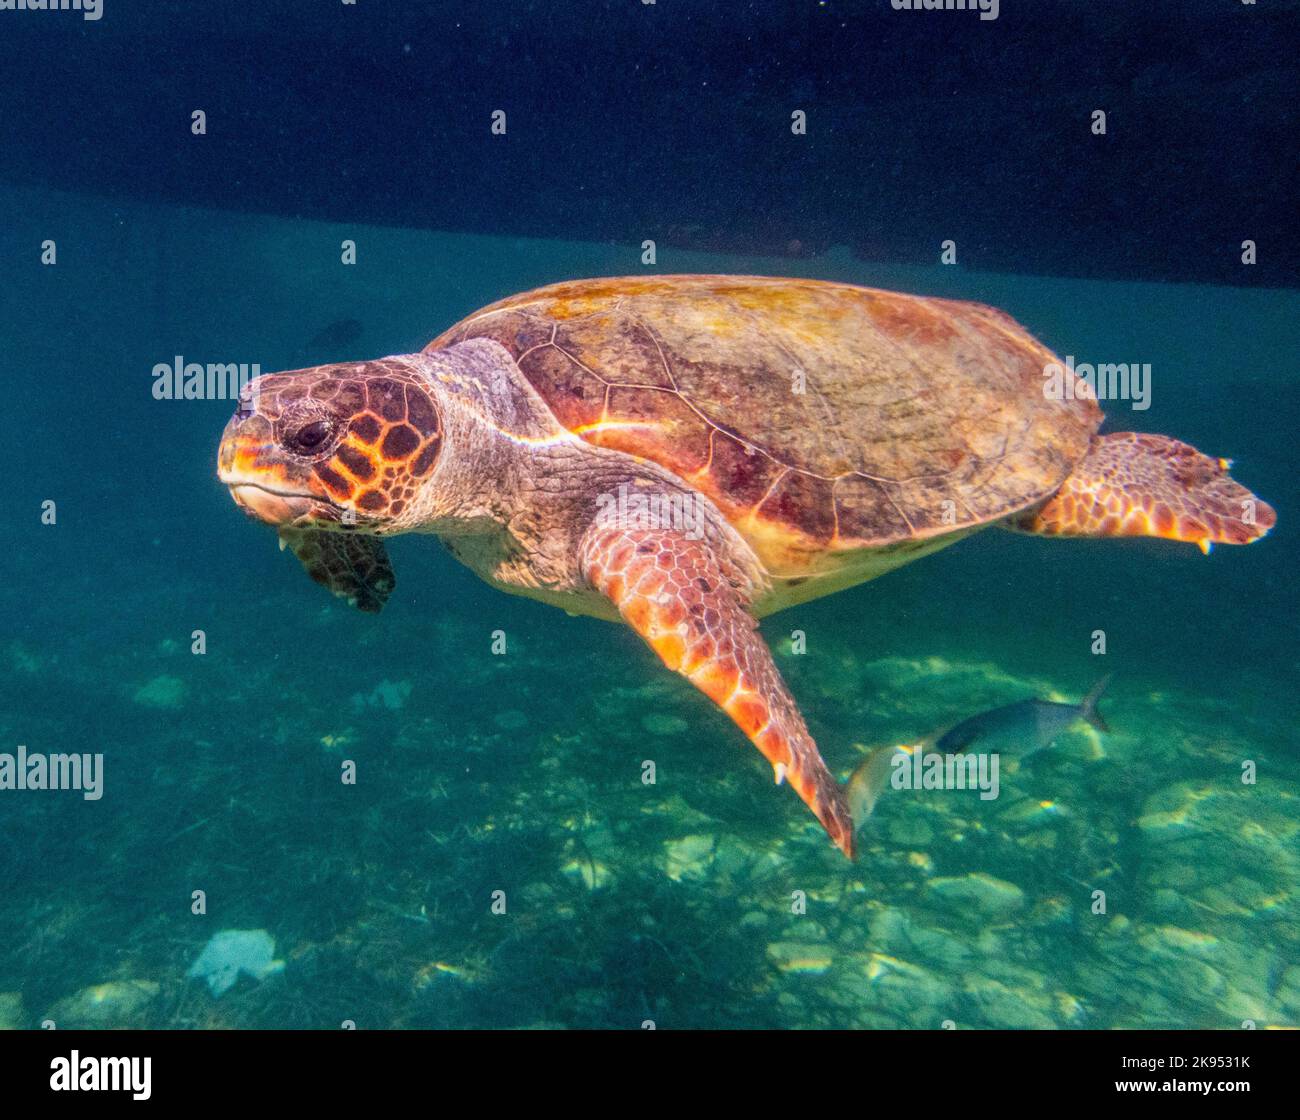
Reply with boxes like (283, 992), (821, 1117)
(1080, 674), (1112, 733)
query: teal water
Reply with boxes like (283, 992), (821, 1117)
(2, 184), (1297, 1029)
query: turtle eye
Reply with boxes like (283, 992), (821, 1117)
(289, 418), (334, 452)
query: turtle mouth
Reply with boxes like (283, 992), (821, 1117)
(228, 483), (313, 524)
(227, 482), (340, 526)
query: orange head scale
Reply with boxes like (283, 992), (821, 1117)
(217, 358), (444, 532)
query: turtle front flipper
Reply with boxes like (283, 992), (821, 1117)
(1006, 432), (1276, 552)
(579, 523), (856, 858)
(278, 528), (395, 613)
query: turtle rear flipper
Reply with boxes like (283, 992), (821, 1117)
(278, 528), (395, 612)
(1006, 432), (1276, 551)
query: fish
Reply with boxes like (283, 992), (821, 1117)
(933, 674), (1111, 755)
(846, 675), (1111, 830)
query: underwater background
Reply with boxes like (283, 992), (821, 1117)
(1, 2), (1297, 1029)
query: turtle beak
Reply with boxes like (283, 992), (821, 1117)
(217, 411), (332, 527)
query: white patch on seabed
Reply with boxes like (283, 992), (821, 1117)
(186, 930), (285, 998)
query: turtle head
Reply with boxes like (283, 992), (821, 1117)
(217, 358), (444, 532)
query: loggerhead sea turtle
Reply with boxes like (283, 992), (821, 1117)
(217, 276), (1276, 858)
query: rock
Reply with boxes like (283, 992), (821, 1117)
(1147, 888), (1192, 920)
(560, 828), (617, 890)
(133, 675), (186, 709)
(1276, 966), (1300, 1017)
(886, 816), (933, 846)
(1026, 895), (1075, 929)
(1221, 983), (1273, 1026)
(907, 924), (975, 970)
(926, 873), (1026, 920)
(646, 794), (717, 830)
(785, 919), (829, 941)
(906, 850), (935, 873)
(1135, 778), (1300, 1025)
(859, 953), (957, 1028)
(351, 679), (411, 711)
(0, 991), (25, 1030)
(867, 906), (912, 953)
(641, 713), (688, 737)
(999, 798), (1068, 828)
(560, 854), (612, 890)
(766, 941), (834, 974)
(662, 834), (715, 881)
(710, 834), (754, 878)
(963, 975), (1057, 1029)
(1055, 991), (1088, 1025)
(1138, 925), (1220, 957)
(519, 881), (557, 907)
(46, 980), (159, 1028)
